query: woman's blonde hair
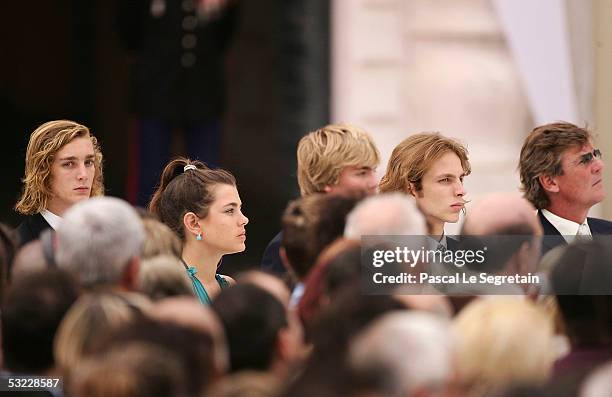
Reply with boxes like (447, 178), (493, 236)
(379, 133), (470, 194)
(453, 298), (555, 394)
(54, 293), (150, 376)
(15, 120), (104, 215)
(69, 343), (186, 397)
(141, 218), (182, 259)
(138, 255), (193, 301)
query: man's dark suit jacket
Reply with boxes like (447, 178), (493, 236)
(261, 231), (285, 275)
(538, 210), (612, 254)
(16, 213), (51, 248)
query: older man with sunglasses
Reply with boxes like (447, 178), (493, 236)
(519, 122), (612, 254)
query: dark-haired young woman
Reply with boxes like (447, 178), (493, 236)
(149, 158), (248, 304)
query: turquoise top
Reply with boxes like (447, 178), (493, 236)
(181, 259), (229, 305)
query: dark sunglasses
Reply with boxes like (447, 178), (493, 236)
(578, 149), (602, 165)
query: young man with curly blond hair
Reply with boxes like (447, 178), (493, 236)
(15, 120), (104, 246)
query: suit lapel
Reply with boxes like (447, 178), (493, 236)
(587, 217), (608, 235)
(538, 211), (561, 235)
(537, 210), (567, 254)
(30, 213), (52, 236)
(446, 235), (459, 251)
(17, 213), (52, 247)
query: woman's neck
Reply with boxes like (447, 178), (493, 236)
(182, 241), (222, 283)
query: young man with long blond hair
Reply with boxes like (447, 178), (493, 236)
(15, 120), (104, 246)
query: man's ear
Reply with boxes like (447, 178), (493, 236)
(121, 256), (140, 291)
(323, 184), (333, 193)
(407, 182), (418, 197)
(538, 174), (560, 193)
(183, 212), (201, 236)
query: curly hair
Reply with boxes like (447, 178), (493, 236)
(15, 120), (104, 215)
(379, 132), (471, 194)
(519, 122), (591, 209)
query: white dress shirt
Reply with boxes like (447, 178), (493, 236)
(40, 209), (62, 230)
(425, 233), (447, 251)
(541, 209), (592, 242)
(289, 282), (305, 309)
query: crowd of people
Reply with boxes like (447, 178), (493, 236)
(0, 119), (610, 397)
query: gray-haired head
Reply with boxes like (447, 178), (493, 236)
(349, 311), (454, 396)
(56, 197), (144, 288)
(344, 193), (426, 238)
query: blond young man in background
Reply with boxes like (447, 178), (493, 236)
(261, 123), (380, 275)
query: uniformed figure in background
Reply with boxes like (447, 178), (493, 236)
(117, 0), (239, 206)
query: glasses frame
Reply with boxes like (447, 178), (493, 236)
(577, 149), (602, 166)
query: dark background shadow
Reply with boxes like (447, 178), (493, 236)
(0, 0), (329, 274)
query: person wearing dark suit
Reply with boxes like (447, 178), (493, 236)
(14, 120), (105, 247)
(16, 213), (51, 248)
(116, 0), (239, 206)
(260, 124), (380, 276)
(379, 133), (471, 250)
(519, 122), (612, 254)
(260, 231), (283, 275)
(537, 210), (612, 254)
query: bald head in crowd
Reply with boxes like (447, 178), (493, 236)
(460, 193), (543, 282)
(462, 193), (542, 236)
(349, 312), (454, 396)
(55, 197), (144, 290)
(344, 193), (426, 238)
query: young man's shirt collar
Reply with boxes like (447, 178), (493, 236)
(41, 209), (62, 230)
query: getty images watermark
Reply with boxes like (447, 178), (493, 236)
(361, 235), (544, 295)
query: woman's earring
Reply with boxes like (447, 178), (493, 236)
(196, 233), (203, 241)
